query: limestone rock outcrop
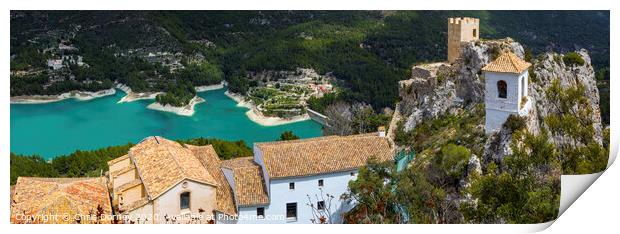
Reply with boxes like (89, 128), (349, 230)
(483, 50), (603, 165)
(398, 63), (458, 132)
(528, 49), (603, 145)
(456, 38), (524, 104)
(397, 38), (604, 168)
(398, 38), (525, 132)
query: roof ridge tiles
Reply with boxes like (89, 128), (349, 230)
(481, 51), (531, 74)
(255, 132), (379, 147)
(257, 133), (393, 179)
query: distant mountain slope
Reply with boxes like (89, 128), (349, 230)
(10, 10), (609, 69)
(364, 11), (609, 69)
(10, 11), (609, 121)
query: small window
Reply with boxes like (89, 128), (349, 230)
(289, 182), (295, 190)
(256, 207), (265, 219)
(180, 192), (190, 210)
(497, 80), (507, 99)
(318, 179), (324, 187)
(286, 203), (297, 219)
(317, 201), (325, 210)
(473, 29), (477, 38)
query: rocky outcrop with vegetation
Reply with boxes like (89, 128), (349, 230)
(397, 38), (605, 165)
(398, 38), (526, 132)
(376, 38), (609, 224)
(456, 38), (525, 104)
(529, 49), (603, 144)
(484, 48), (605, 172)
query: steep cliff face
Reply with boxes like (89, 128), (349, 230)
(398, 38), (525, 132)
(456, 38), (525, 104)
(383, 37), (605, 224)
(398, 63), (458, 132)
(397, 37), (604, 167)
(483, 49), (604, 165)
(529, 49), (603, 145)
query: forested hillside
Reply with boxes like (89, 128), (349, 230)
(10, 11), (609, 120)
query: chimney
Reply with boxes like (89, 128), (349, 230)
(378, 126), (386, 137)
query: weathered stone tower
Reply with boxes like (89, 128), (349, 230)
(447, 17), (480, 63)
(482, 52), (532, 134)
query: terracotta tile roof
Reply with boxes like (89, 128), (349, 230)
(482, 52), (531, 74)
(128, 137), (218, 199)
(256, 133), (393, 179)
(221, 157), (269, 207)
(11, 177), (112, 224)
(188, 145), (237, 216)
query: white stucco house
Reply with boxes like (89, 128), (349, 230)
(482, 52), (533, 134)
(240, 132), (394, 224)
(107, 137), (237, 224)
(107, 132), (393, 224)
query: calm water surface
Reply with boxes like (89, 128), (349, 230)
(10, 89), (322, 159)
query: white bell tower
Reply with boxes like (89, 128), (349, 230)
(482, 52), (532, 134)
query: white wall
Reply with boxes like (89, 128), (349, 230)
(126, 202), (154, 224)
(154, 179), (217, 223)
(237, 171), (358, 224)
(520, 72), (529, 98)
(484, 71), (525, 113)
(124, 179), (217, 224)
(484, 70), (528, 133)
(485, 109), (513, 134)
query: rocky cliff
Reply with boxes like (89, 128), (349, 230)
(529, 49), (603, 145)
(398, 38), (525, 132)
(483, 49), (603, 166)
(396, 37), (605, 170)
(391, 38), (606, 223)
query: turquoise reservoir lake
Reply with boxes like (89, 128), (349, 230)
(10, 89), (323, 159)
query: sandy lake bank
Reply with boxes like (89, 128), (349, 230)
(224, 91), (311, 126)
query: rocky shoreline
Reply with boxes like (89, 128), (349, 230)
(10, 88), (117, 104)
(146, 96), (205, 116)
(115, 84), (162, 103)
(195, 81), (227, 92)
(116, 81), (225, 104)
(117, 92), (162, 103)
(11, 81), (310, 121)
(224, 91), (311, 126)
(139, 82), (225, 116)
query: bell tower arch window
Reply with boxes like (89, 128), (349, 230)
(497, 80), (507, 99)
